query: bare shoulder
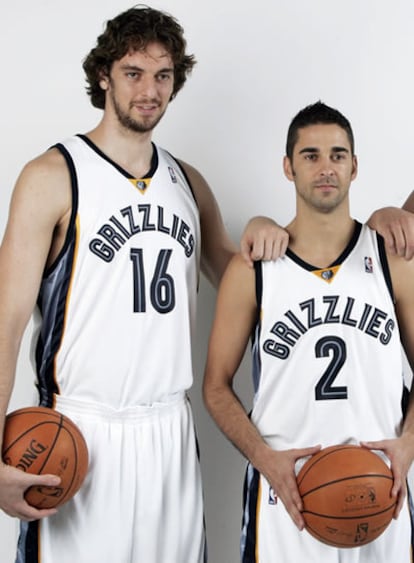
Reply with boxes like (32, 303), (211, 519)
(12, 147), (71, 221)
(18, 147), (70, 190)
(220, 253), (255, 292)
(227, 252), (253, 272)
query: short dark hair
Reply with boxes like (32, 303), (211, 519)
(286, 101), (355, 160)
(83, 5), (196, 109)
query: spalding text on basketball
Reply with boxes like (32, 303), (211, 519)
(12, 440), (48, 472)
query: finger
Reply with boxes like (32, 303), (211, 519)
(240, 239), (254, 268)
(249, 239), (265, 262)
(382, 231), (397, 255)
(405, 241), (414, 260)
(390, 226), (407, 257)
(360, 440), (386, 450)
(15, 504), (58, 521)
(282, 487), (305, 530)
(402, 225), (414, 259)
(290, 505), (305, 530)
(279, 235), (289, 257)
(23, 473), (61, 488)
(269, 234), (289, 261)
(262, 241), (276, 262)
(294, 445), (322, 460)
(393, 487), (406, 519)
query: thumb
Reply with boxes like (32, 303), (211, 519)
(240, 239), (254, 268)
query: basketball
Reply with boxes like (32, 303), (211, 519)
(2, 406), (89, 509)
(296, 445), (395, 548)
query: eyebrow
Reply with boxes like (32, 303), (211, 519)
(119, 64), (174, 73)
(298, 146), (350, 154)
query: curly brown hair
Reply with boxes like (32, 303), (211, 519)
(83, 5), (196, 109)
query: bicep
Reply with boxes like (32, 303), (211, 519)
(391, 258), (414, 374)
(205, 255), (257, 388)
(0, 155), (70, 333)
(179, 161), (236, 287)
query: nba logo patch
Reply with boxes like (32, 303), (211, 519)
(268, 487), (277, 505)
(364, 256), (373, 273)
(168, 166), (178, 183)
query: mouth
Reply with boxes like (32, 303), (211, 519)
(131, 102), (160, 117)
(314, 182), (337, 189)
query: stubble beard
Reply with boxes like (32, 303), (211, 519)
(110, 90), (166, 134)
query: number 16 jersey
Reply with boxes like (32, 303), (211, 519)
(33, 135), (201, 409)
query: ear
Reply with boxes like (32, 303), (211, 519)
(100, 80), (108, 91)
(283, 156), (295, 181)
(351, 155), (358, 181)
(98, 68), (110, 91)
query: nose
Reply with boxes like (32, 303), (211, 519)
(139, 75), (158, 98)
(318, 156), (335, 176)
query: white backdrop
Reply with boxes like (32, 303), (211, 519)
(1, 1), (413, 561)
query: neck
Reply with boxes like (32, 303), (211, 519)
(286, 208), (355, 268)
(85, 114), (155, 178)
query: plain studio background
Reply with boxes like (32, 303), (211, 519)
(1, 1), (413, 561)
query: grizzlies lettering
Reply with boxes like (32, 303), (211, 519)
(89, 203), (195, 262)
(263, 295), (395, 359)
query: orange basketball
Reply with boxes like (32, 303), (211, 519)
(2, 406), (89, 509)
(296, 445), (395, 548)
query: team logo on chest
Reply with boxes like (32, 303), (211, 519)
(129, 178), (151, 193)
(312, 265), (340, 283)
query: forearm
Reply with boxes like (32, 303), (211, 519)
(203, 379), (272, 471)
(201, 240), (236, 289)
(0, 336), (21, 438)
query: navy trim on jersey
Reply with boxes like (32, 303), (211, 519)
(376, 232), (394, 302)
(254, 261), (263, 311)
(34, 145), (80, 407)
(76, 134), (159, 180)
(16, 520), (39, 563)
(42, 143), (79, 278)
(286, 221), (363, 271)
(172, 156), (198, 206)
(251, 262), (263, 392)
(407, 485), (414, 557)
(242, 465), (260, 563)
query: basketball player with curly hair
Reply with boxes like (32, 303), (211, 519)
(0, 6), (290, 562)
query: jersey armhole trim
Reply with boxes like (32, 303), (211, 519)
(376, 232), (394, 301)
(43, 143), (79, 277)
(170, 155), (198, 207)
(254, 260), (263, 314)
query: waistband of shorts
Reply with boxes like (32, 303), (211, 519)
(53, 391), (187, 421)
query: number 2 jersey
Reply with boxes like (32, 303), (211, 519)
(32, 135), (201, 409)
(251, 222), (405, 450)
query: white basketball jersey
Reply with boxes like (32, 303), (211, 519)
(252, 222), (404, 450)
(241, 223), (413, 563)
(32, 135), (201, 408)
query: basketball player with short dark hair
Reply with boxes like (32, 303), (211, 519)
(203, 102), (414, 562)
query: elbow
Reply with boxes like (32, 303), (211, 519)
(202, 374), (213, 414)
